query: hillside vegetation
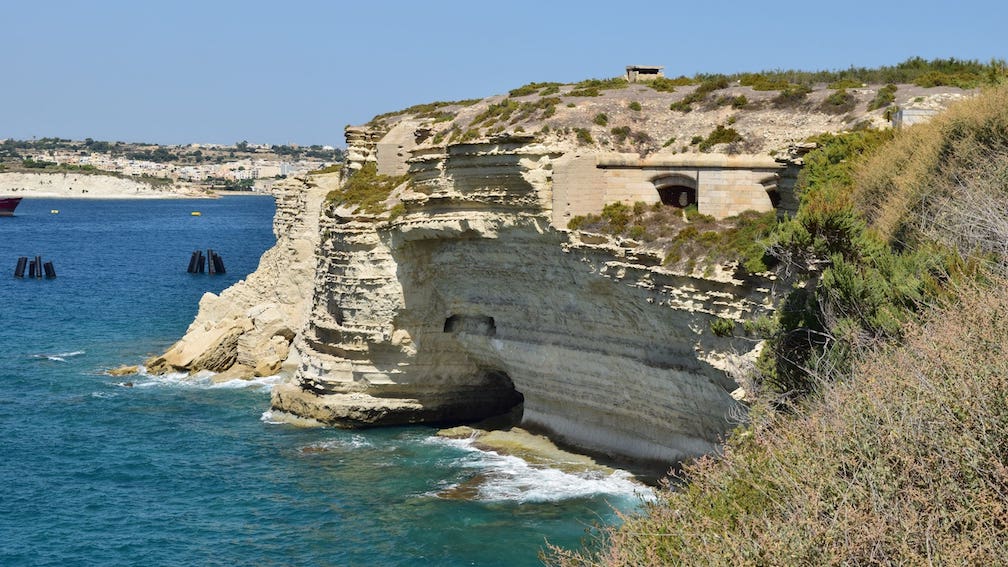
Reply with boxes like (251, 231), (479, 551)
(545, 82), (1008, 566)
(363, 58), (1004, 158)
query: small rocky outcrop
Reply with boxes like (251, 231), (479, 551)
(145, 174), (333, 378)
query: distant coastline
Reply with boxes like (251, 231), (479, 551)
(0, 171), (211, 199)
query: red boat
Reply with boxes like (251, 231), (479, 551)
(0, 197), (22, 216)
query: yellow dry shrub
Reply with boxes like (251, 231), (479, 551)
(546, 277), (1008, 566)
(856, 83), (1008, 242)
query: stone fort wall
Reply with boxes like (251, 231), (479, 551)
(551, 152), (787, 228)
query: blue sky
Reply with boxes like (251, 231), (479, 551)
(4, 0), (1004, 147)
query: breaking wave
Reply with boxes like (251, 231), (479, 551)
(31, 350), (85, 362)
(427, 436), (653, 504)
(130, 368), (282, 394)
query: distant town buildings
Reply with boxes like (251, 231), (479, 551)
(22, 149), (329, 186)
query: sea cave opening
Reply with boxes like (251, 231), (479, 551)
(443, 314), (496, 336)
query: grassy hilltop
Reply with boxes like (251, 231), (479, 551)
(363, 57), (1002, 157)
(542, 65), (1008, 565)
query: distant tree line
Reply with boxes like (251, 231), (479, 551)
(1, 137), (345, 163)
(267, 143), (344, 161)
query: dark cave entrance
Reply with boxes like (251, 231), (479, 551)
(481, 369), (525, 425)
(444, 314), (496, 336)
(653, 174), (699, 209)
(657, 185), (697, 208)
(442, 314), (522, 423)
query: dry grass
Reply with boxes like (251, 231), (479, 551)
(856, 83), (1008, 244)
(545, 277), (1008, 566)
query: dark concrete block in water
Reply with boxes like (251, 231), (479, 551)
(34, 256), (42, 279)
(187, 250), (200, 273)
(212, 252), (225, 274)
(14, 256), (27, 278)
(207, 249), (216, 275)
(43, 261), (56, 279)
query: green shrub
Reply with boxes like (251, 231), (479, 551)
(309, 163), (343, 175)
(593, 113), (608, 126)
(628, 101), (642, 111)
(469, 99), (520, 127)
(819, 88), (856, 114)
(689, 135), (703, 145)
(325, 162), (408, 216)
(387, 203), (406, 220)
(868, 83), (897, 110)
(610, 126), (631, 142)
(695, 76), (730, 93)
(566, 215), (589, 231)
(566, 77), (628, 97)
(508, 81), (561, 97)
(697, 126), (742, 151)
(828, 78), (864, 89)
(662, 137), (676, 147)
(572, 77), (628, 91)
(743, 314), (778, 337)
(368, 98), (479, 124)
(772, 84), (812, 107)
(669, 100), (693, 113)
(575, 128), (594, 145)
(738, 73), (792, 91)
(600, 201), (631, 233)
(647, 76), (693, 92)
(709, 317), (735, 337)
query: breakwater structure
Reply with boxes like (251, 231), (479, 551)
(14, 255), (56, 279)
(186, 249), (226, 274)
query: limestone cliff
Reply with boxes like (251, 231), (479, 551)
(145, 174), (332, 378)
(149, 73), (976, 468)
(269, 139), (777, 464)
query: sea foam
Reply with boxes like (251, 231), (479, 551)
(428, 436), (653, 504)
(31, 350), (86, 362)
(132, 368), (282, 394)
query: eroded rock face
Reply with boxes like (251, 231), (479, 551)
(145, 175), (332, 378)
(270, 141), (777, 465)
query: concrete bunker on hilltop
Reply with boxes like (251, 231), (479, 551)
(626, 65), (665, 83)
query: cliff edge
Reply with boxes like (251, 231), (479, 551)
(150, 70), (971, 465)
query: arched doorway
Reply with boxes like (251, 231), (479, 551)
(652, 174), (698, 208)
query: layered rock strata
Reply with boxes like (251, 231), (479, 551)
(145, 174), (332, 378)
(270, 140), (776, 464)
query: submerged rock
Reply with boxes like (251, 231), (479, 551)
(107, 365), (139, 376)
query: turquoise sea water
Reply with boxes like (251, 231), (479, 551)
(0, 197), (644, 566)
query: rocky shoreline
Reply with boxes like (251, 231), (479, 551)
(0, 171), (208, 199)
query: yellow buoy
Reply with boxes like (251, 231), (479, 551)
(191, 211), (201, 216)
(50, 209), (59, 214)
